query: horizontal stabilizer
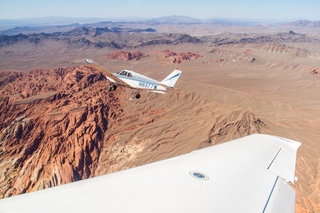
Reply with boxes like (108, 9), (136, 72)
(148, 91), (166, 94)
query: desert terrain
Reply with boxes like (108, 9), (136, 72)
(0, 20), (320, 212)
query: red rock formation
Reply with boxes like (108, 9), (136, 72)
(155, 50), (177, 58)
(214, 59), (224, 63)
(0, 66), (125, 197)
(104, 51), (149, 61)
(177, 52), (203, 61)
(171, 57), (182, 64)
(156, 50), (203, 64)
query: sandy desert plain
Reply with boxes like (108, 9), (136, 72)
(0, 21), (320, 212)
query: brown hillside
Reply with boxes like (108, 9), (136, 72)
(0, 65), (267, 198)
(104, 51), (149, 61)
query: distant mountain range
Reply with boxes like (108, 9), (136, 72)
(280, 20), (320, 27)
(0, 16), (319, 35)
(1, 15), (318, 28)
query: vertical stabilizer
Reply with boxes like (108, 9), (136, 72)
(161, 70), (182, 88)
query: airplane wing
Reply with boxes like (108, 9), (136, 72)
(0, 134), (301, 213)
(85, 59), (132, 88)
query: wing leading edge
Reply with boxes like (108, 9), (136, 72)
(0, 134), (301, 213)
(85, 59), (130, 88)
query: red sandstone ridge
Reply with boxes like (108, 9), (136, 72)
(0, 66), (126, 198)
(104, 51), (149, 61)
(177, 52), (203, 61)
(156, 50), (203, 64)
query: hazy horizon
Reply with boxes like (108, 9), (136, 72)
(1, 0), (319, 21)
(1, 15), (316, 22)
(0, 15), (318, 31)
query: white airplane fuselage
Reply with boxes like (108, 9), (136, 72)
(108, 70), (168, 93)
(84, 59), (181, 98)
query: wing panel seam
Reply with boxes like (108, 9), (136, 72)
(262, 175), (279, 213)
(267, 148), (282, 170)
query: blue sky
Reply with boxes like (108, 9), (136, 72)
(1, 0), (319, 21)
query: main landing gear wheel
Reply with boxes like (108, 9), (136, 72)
(108, 85), (117, 91)
(135, 93), (141, 99)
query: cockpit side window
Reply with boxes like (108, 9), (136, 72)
(117, 70), (132, 77)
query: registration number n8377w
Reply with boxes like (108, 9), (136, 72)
(139, 82), (157, 89)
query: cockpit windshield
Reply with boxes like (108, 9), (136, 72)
(117, 70), (132, 78)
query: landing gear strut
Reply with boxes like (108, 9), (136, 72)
(135, 92), (140, 99)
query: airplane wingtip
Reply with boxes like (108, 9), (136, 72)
(84, 59), (97, 64)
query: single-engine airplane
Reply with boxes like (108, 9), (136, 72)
(85, 59), (182, 99)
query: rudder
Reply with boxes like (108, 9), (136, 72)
(161, 70), (182, 88)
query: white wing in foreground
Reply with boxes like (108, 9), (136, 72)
(0, 134), (301, 213)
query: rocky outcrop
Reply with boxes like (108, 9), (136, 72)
(0, 66), (125, 198)
(0, 34), (29, 47)
(138, 34), (202, 47)
(209, 48), (255, 63)
(261, 43), (310, 57)
(214, 59), (224, 63)
(177, 52), (203, 61)
(104, 51), (149, 61)
(156, 49), (177, 58)
(0, 116), (31, 140)
(156, 50), (203, 64)
(210, 32), (319, 47)
(0, 71), (23, 87)
(311, 68), (320, 77)
(207, 110), (267, 145)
